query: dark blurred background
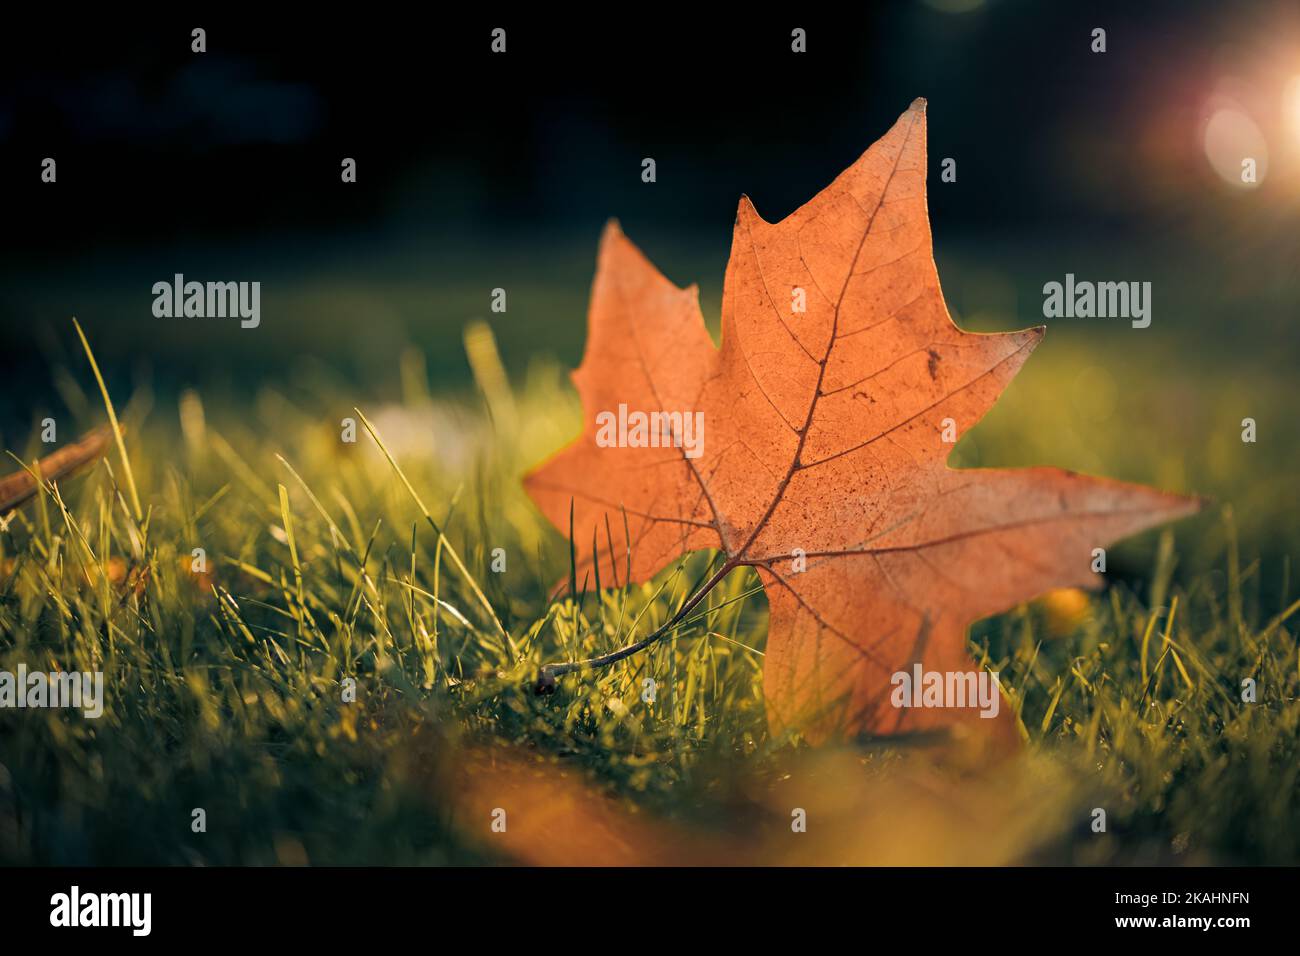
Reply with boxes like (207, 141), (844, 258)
(0, 3), (1297, 568)
(2, 1), (1296, 394)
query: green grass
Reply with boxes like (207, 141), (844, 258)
(0, 320), (1297, 865)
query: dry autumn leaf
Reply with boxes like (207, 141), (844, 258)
(438, 737), (1073, 866)
(524, 99), (1200, 745)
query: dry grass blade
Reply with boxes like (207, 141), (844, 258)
(73, 317), (143, 521)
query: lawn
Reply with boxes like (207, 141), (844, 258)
(0, 283), (1297, 865)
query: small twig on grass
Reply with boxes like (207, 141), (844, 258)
(1, 424), (120, 516)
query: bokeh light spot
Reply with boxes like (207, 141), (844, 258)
(1203, 106), (1269, 188)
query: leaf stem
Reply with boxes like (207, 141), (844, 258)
(537, 558), (738, 684)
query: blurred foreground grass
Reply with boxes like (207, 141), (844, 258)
(0, 317), (1297, 865)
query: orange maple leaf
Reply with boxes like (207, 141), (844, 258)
(525, 100), (1199, 745)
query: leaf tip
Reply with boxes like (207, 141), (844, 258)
(735, 193), (761, 228)
(1145, 487), (1206, 526)
(600, 218), (624, 242)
